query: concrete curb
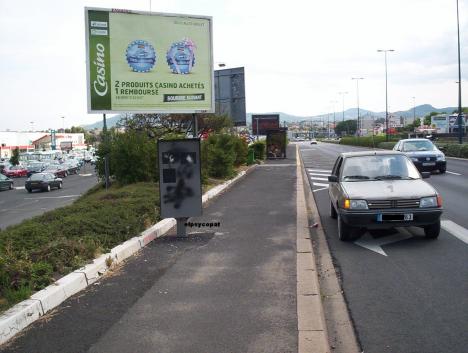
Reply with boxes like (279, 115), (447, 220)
(296, 145), (331, 353)
(0, 166), (256, 346)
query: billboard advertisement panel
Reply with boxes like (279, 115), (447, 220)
(214, 67), (246, 126)
(158, 139), (202, 219)
(252, 114), (280, 135)
(85, 8), (213, 113)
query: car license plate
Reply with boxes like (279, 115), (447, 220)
(422, 162), (435, 166)
(377, 213), (413, 222)
(404, 213), (413, 221)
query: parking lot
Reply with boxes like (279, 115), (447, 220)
(0, 163), (99, 230)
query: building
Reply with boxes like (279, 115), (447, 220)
(0, 131), (86, 159)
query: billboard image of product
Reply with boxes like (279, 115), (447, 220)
(85, 8), (213, 113)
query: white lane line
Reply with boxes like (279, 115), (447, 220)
(310, 176), (329, 181)
(446, 171), (462, 176)
(24, 195), (80, 200)
(308, 172), (330, 176)
(79, 173), (93, 176)
(14, 186), (25, 190)
(307, 168), (332, 173)
(441, 220), (468, 245)
(313, 187), (329, 193)
(312, 182), (329, 187)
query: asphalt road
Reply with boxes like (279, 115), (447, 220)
(299, 141), (468, 353)
(0, 163), (99, 230)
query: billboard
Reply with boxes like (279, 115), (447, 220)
(214, 67), (246, 126)
(252, 114), (280, 135)
(85, 8), (213, 113)
(431, 116), (449, 133)
(158, 139), (202, 219)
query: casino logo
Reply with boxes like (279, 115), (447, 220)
(126, 40), (156, 72)
(166, 38), (196, 74)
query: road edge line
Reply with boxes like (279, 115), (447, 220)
(296, 145), (331, 353)
(298, 145), (361, 353)
(0, 165), (257, 347)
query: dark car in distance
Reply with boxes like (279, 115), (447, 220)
(0, 174), (14, 191)
(328, 151), (443, 241)
(393, 138), (446, 173)
(25, 173), (63, 192)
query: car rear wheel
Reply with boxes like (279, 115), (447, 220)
(27, 188), (32, 193)
(424, 221), (440, 239)
(330, 201), (337, 219)
(439, 167), (446, 174)
(338, 213), (353, 241)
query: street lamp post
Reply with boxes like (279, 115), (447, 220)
(351, 78), (364, 135)
(338, 92), (348, 123)
(61, 116), (65, 132)
(456, 0), (463, 143)
(330, 100), (338, 137)
(377, 49), (395, 141)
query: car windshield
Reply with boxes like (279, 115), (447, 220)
(402, 140), (435, 152)
(341, 155), (421, 181)
(30, 174), (46, 181)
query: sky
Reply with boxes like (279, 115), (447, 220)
(0, 0), (467, 131)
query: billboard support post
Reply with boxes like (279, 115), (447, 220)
(192, 113), (198, 138)
(103, 113), (110, 190)
(177, 218), (188, 237)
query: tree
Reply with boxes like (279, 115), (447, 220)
(424, 111), (442, 126)
(451, 107), (468, 114)
(335, 119), (357, 136)
(9, 148), (19, 166)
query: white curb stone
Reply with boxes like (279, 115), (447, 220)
(0, 300), (43, 344)
(111, 237), (142, 263)
(30, 285), (68, 314)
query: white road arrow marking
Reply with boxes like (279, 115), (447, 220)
(313, 182), (329, 187)
(354, 228), (413, 256)
(441, 220), (468, 245)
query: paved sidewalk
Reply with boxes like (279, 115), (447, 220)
(1, 145), (316, 353)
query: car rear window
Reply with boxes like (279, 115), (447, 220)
(30, 174), (46, 181)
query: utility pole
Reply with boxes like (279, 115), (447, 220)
(338, 92), (348, 122)
(377, 49), (395, 141)
(352, 78), (364, 135)
(456, 0), (463, 143)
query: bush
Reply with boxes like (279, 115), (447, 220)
(377, 142), (397, 150)
(250, 140), (266, 160)
(340, 136), (401, 148)
(232, 136), (248, 166)
(201, 134), (236, 178)
(97, 131), (158, 185)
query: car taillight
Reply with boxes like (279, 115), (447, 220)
(437, 195), (442, 207)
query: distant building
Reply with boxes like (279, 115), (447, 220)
(33, 133), (86, 151)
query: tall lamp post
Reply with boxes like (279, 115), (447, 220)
(330, 100), (338, 136)
(338, 91), (348, 122)
(456, 0), (463, 143)
(61, 116), (65, 132)
(377, 49), (395, 141)
(351, 78), (364, 135)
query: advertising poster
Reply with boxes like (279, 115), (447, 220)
(158, 139), (202, 219)
(266, 128), (287, 159)
(85, 8), (213, 113)
(252, 114), (280, 135)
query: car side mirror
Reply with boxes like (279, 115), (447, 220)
(421, 172), (431, 179)
(328, 175), (338, 183)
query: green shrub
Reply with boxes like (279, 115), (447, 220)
(446, 144), (462, 157)
(201, 134), (236, 178)
(377, 142), (397, 150)
(232, 136), (248, 166)
(251, 140), (266, 160)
